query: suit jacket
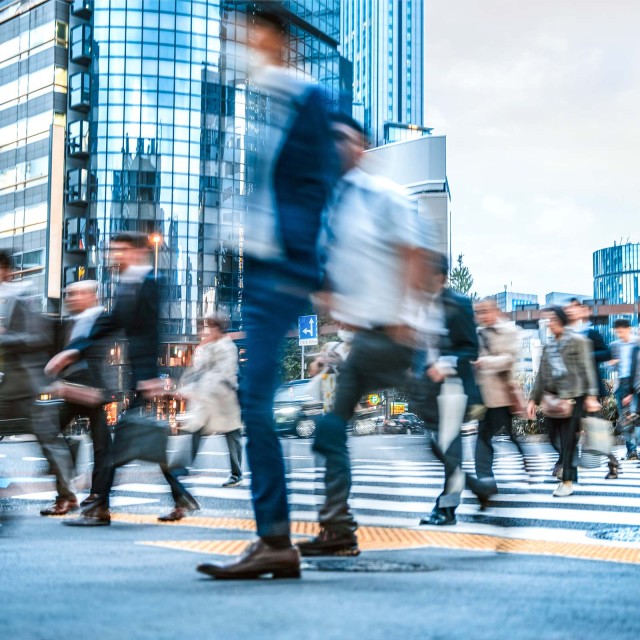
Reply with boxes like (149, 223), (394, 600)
(58, 310), (109, 394)
(582, 327), (610, 398)
(68, 272), (160, 389)
(412, 288), (481, 426)
(532, 332), (598, 403)
(476, 321), (520, 408)
(626, 344), (640, 396)
(440, 288), (481, 407)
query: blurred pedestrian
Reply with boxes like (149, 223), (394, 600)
(414, 254), (494, 526)
(608, 319), (639, 460)
(44, 281), (114, 515)
(473, 297), (524, 493)
(566, 298), (618, 479)
(0, 250), (77, 515)
(298, 113), (433, 556)
(159, 311), (242, 522)
(527, 306), (600, 497)
(47, 232), (163, 526)
(197, 10), (335, 580)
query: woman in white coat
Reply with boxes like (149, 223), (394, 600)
(159, 311), (243, 522)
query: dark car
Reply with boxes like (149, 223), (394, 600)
(273, 379), (324, 438)
(382, 412), (425, 435)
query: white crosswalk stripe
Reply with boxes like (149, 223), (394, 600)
(8, 440), (640, 545)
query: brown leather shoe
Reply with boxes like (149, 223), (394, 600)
(158, 507), (193, 522)
(197, 539), (301, 580)
(80, 493), (101, 509)
(40, 497), (79, 516)
(62, 505), (111, 527)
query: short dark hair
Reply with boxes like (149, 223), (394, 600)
(111, 232), (151, 250)
(254, 9), (286, 34)
(614, 318), (631, 329)
(545, 305), (569, 326)
(434, 252), (449, 277)
(0, 249), (11, 270)
(331, 112), (366, 138)
(568, 297), (582, 305)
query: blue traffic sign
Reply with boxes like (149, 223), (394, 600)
(298, 314), (318, 346)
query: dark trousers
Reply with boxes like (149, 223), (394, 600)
(548, 397), (584, 482)
(615, 378), (637, 454)
(313, 330), (413, 534)
(429, 428), (493, 510)
(240, 264), (311, 539)
(29, 401), (76, 500)
(475, 406), (524, 488)
(161, 429), (244, 506)
(59, 402), (113, 506)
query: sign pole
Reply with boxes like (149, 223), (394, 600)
(300, 344), (305, 380)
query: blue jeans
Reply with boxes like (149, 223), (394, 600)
(240, 262), (311, 539)
(615, 379), (638, 453)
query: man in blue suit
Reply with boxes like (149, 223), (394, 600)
(197, 10), (335, 580)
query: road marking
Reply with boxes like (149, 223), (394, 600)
(128, 515), (640, 565)
(22, 456), (46, 461)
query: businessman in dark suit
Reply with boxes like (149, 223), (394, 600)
(47, 232), (163, 525)
(414, 253), (493, 526)
(0, 250), (77, 514)
(197, 11), (335, 580)
(49, 280), (114, 515)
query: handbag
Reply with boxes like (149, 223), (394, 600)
(506, 380), (526, 418)
(540, 392), (575, 419)
(581, 415), (614, 456)
(112, 409), (169, 467)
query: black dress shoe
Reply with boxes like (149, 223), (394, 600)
(197, 539), (301, 580)
(63, 505), (111, 527)
(420, 507), (456, 526)
(298, 527), (360, 557)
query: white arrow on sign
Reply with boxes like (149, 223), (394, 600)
(302, 317), (315, 336)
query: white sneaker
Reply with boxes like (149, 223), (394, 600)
(553, 482), (574, 497)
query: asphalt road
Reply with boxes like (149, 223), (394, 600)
(2, 433), (640, 640)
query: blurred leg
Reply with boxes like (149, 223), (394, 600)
(224, 429), (243, 480)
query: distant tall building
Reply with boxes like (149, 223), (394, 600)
(545, 291), (591, 306)
(340, 0), (425, 146)
(493, 290), (539, 313)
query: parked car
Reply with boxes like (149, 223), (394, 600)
(395, 413), (426, 434)
(382, 412), (425, 435)
(273, 379), (324, 438)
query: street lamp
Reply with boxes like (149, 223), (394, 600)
(151, 234), (161, 280)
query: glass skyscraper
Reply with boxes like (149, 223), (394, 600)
(59, 0), (348, 348)
(340, 0), (425, 146)
(0, 0), (69, 305)
(594, 243), (640, 305)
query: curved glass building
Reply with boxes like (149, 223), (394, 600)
(63, 0), (348, 342)
(593, 243), (640, 304)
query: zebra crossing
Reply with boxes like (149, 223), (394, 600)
(8, 437), (640, 546)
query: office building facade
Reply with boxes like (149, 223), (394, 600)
(340, 0), (425, 146)
(1, 1), (348, 340)
(0, 0), (68, 305)
(493, 290), (538, 313)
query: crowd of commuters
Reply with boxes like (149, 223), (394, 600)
(1, 10), (639, 580)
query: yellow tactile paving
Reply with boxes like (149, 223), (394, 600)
(117, 512), (640, 565)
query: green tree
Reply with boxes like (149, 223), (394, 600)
(449, 253), (477, 299)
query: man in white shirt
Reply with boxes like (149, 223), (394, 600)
(609, 319), (640, 459)
(298, 113), (434, 557)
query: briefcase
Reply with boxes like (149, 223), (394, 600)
(112, 410), (169, 467)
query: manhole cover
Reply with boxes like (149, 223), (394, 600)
(302, 559), (437, 573)
(589, 527), (640, 543)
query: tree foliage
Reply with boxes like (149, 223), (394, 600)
(448, 253), (477, 299)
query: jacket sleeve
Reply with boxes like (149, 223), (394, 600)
(578, 337), (599, 397)
(589, 329), (611, 364)
(531, 349), (546, 404)
(477, 327), (520, 374)
(631, 346), (640, 394)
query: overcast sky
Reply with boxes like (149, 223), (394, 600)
(424, 0), (640, 300)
